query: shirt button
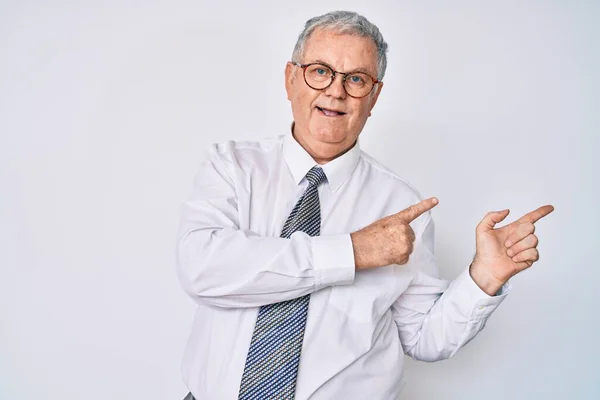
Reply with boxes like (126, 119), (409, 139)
(477, 306), (485, 311)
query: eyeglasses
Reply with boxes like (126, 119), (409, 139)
(292, 62), (380, 98)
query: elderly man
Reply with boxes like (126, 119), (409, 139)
(177, 10), (553, 400)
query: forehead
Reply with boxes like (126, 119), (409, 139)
(301, 28), (378, 75)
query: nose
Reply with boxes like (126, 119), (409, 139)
(324, 73), (347, 99)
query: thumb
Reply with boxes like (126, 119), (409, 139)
(476, 209), (510, 233)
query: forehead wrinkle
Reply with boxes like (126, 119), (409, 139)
(301, 30), (378, 77)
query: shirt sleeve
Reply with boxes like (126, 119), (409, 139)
(391, 214), (510, 362)
(176, 144), (355, 309)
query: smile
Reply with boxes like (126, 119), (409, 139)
(317, 106), (346, 117)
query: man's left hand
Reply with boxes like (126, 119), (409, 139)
(469, 205), (555, 296)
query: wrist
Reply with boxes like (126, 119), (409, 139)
(469, 262), (505, 296)
(350, 232), (366, 270)
(350, 231), (376, 271)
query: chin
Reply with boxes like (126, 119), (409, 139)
(310, 125), (349, 144)
(308, 129), (356, 161)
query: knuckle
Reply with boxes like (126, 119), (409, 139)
(386, 224), (397, 236)
(406, 209), (418, 219)
(399, 241), (412, 257)
(398, 242), (408, 255)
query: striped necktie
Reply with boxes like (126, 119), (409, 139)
(238, 166), (327, 400)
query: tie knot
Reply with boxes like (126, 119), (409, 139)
(305, 166), (326, 187)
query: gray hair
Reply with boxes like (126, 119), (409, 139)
(291, 11), (389, 80)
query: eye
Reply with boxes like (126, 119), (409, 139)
(316, 68), (327, 75)
(349, 75), (364, 84)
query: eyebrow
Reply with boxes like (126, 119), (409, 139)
(311, 59), (374, 76)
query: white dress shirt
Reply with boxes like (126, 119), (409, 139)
(176, 133), (509, 399)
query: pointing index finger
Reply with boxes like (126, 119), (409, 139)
(398, 197), (439, 222)
(517, 205), (555, 224)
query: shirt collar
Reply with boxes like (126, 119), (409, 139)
(283, 124), (361, 193)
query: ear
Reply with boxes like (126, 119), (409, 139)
(368, 82), (384, 114)
(285, 62), (296, 101)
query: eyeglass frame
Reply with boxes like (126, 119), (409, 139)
(291, 61), (381, 99)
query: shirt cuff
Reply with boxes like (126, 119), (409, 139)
(312, 234), (355, 289)
(445, 267), (511, 322)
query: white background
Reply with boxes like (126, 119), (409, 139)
(1, 1), (598, 399)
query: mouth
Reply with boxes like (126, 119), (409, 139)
(316, 106), (346, 117)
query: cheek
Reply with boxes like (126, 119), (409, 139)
(349, 103), (371, 124)
(294, 85), (315, 103)
(291, 93), (309, 115)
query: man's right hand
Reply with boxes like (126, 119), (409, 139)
(350, 197), (439, 271)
